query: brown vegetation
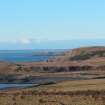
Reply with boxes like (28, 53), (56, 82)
(1, 79), (105, 105)
(1, 46), (105, 104)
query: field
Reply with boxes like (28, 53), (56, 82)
(0, 79), (105, 105)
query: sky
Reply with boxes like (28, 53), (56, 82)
(0, 0), (105, 49)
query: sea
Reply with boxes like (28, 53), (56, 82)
(0, 49), (65, 62)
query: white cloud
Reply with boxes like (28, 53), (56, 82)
(18, 37), (45, 45)
(19, 37), (32, 44)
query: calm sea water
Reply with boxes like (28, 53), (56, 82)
(0, 50), (65, 62)
(0, 84), (36, 89)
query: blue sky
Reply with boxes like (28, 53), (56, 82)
(0, 0), (105, 49)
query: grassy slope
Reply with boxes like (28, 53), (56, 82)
(34, 79), (105, 92)
(51, 46), (105, 61)
(1, 46), (105, 104)
(1, 79), (105, 105)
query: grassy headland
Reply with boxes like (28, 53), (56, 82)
(0, 46), (105, 104)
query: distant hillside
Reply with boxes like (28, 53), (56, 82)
(0, 46), (105, 83)
(50, 46), (105, 61)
